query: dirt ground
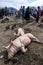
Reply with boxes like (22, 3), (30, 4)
(0, 15), (43, 65)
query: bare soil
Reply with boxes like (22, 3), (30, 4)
(0, 15), (43, 65)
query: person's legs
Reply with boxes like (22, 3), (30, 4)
(36, 16), (39, 23)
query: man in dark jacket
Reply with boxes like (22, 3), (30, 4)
(24, 6), (30, 20)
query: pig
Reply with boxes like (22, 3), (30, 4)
(2, 33), (41, 60)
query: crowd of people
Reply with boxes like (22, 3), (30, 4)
(0, 7), (14, 19)
(16, 6), (43, 23)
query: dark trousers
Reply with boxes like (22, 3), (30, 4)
(36, 16), (39, 22)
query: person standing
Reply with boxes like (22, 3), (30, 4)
(36, 6), (41, 22)
(22, 6), (25, 19)
(20, 6), (23, 18)
(24, 6), (30, 21)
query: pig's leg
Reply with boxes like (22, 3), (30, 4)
(2, 40), (13, 49)
(2, 44), (10, 49)
(31, 35), (42, 44)
(21, 46), (27, 53)
(21, 44), (27, 53)
(0, 55), (4, 59)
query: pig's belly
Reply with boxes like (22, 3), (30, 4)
(23, 38), (31, 46)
